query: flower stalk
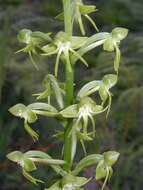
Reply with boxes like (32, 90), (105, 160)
(63, 0), (75, 171)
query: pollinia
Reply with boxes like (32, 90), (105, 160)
(7, 0), (128, 190)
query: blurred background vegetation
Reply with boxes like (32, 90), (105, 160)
(0, 0), (143, 190)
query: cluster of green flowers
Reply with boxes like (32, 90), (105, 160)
(7, 0), (128, 190)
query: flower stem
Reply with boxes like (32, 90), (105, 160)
(63, 0), (72, 35)
(62, 0), (74, 172)
(63, 52), (74, 171)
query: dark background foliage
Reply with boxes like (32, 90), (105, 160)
(0, 0), (143, 190)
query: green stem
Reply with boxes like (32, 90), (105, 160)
(63, 52), (74, 171)
(63, 0), (72, 35)
(63, 0), (74, 172)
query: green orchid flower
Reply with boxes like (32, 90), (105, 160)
(103, 27), (128, 73)
(56, 0), (98, 35)
(60, 97), (106, 136)
(9, 102), (58, 141)
(77, 74), (118, 116)
(42, 31), (88, 77)
(7, 150), (65, 185)
(95, 151), (120, 190)
(60, 97), (107, 154)
(33, 74), (64, 109)
(73, 0), (99, 35)
(17, 29), (52, 69)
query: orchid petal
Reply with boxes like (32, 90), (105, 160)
(84, 14), (99, 32)
(55, 49), (62, 77)
(70, 48), (88, 67)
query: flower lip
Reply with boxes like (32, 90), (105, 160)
(58, 41), (71, 52)
(62, 183), (77, 190)
(79, 105), (93, 118)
